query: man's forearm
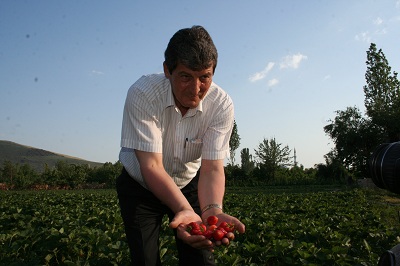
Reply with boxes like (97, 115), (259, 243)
(198, 160), (225, 218)
(135, 149), (193, 214)
(142, 166), (194, 214)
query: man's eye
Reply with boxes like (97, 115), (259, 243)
(181, 75), (191, 81)
(200, 76), (211, 83)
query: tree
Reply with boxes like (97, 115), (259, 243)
(229, 120), (240, 165)
(42, 163), (59, 186)
(14, 163), (39, 189)
(315, 151), (352, 184)
(324, 43), (399, 178)
(1, 160), (17, 186)
(88, 161), (122, 188)
(364, 43), (400, 142)
(240, 148), (254, 176)
(254, 137), (292, 180)
(323, 106), (383, 177)
(50, 161), (89, 188)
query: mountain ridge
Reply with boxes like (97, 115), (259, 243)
(0, 140), (104, 172)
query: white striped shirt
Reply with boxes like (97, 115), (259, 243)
(119, 73), (234, 189)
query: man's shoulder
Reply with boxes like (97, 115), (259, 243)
(134, 73), (168, 89)
(126, 73), (172, 109)
(129, 73), (170, 97)
(206, 82), (233, 104)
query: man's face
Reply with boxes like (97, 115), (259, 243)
(164, 62), (213, 115)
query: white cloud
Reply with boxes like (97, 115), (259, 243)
(355, 15), (388, 43)
(323, 75), (331, 81)
(396, 0), (400, 8)
(91, 70), (104, 75)
(375, 28), (387, 35)
(268, 78), (279, 87)
(279, 53), (308, 69)
(373, 17), (383, 25)
(355, 31), (371, 43)
(249, 62), (275, 82)
(248, 53), (307, 84)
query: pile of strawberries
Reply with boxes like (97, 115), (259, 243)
(187, 215), (235, 241)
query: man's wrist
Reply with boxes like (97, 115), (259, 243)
(201, 203), (223, 216)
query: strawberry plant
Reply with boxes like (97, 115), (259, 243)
(0, 187), (399, 265)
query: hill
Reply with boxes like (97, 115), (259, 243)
(0, 140), (104, 172)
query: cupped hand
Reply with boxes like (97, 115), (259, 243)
(207, 213), (246, 247)
(171, 211), (246, 250)
(170, 210), (214, 250)
(176, 223), (214, 251)
(212, 213), (245, 234)
(169, 209), (201, 229)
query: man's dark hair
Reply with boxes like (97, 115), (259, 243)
(164, 25), (218, 74)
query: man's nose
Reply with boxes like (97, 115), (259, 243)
(190, 79), (202, 93)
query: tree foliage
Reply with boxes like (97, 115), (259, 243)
(254, 137), (292, 180)
(229, 120), (241, 165)
(240, 148), (255, 175)
(0, 160), (122, 190)
(364, 43), (400, 142)
(323, 106), (383, 177)
(324, 43), (399, 178)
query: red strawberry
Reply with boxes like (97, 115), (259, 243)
(199, 223), (207, 233)
(190, 228), (203, 235)
(188, 222), (199, 229)
(212, 229), (225, 241)
(203, 229), (214, 239)
(207, 215), (218, 226)
(208, 224), (217, 231)
(218, 227), (227, 235)
(219, 221), (235, 232)
(187, 222), (200, 235)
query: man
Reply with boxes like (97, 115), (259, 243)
(116, 25), (245, 266)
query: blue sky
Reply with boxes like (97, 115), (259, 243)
(1, 1), (399, 168)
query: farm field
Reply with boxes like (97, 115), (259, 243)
(1, 186), (399, 265)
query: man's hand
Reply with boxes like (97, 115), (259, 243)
(173, 211), (246, 250)
(211, 213), (245, 234)
(170, 210), (214, 250)
(176, 223), (215, 250)
(202, 212), (246, 248)
(169, 209), (201, 229)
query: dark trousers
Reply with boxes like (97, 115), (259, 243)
(116, 168), (215, 266)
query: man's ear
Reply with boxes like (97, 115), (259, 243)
(163, 62), (170, 78)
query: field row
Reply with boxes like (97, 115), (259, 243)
(1, 187), (399, 265)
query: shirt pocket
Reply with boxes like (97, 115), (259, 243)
(184, 138), (203, 162)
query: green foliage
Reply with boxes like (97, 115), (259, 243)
(87, 162), (122, 188)
(315, 161), (353, 185)
(254, 137), (292, 180)
(275, 165), (317, 185)
(240, 148), (255, 176)
(0, 161), (41, 189)
(49, 161), (89, 188)
(14, 163), (41, 189)
(223, 188), (399, 265)
(0, 190), (129, 265)
(364, 43), (400, 142)
(0, 160), (17, 184)
(324, 106), (383, 178)
(324, 43), (400, 178)
(1, 188), (399, 265)
(0, 160), (122, 190)
(225, 164), (247, 181)
(229, 120), (241, 165)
